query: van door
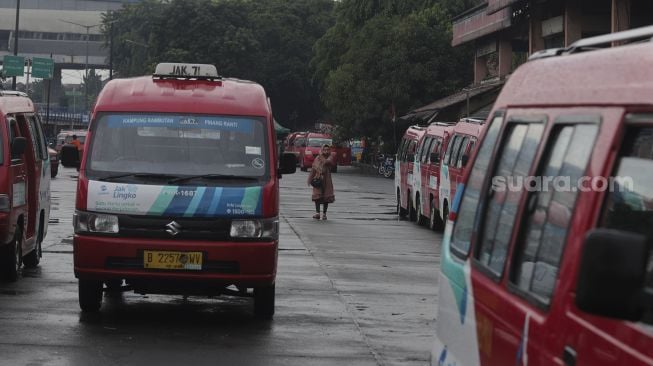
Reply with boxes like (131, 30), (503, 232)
(7, 118), (27, 236)
(15, 115), (40, 244)
(561, 113), (653, 365)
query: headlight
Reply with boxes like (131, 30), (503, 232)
(230, 217), (278, 240)
(74, 210), (119, 234)
(0, 194), (9, 212)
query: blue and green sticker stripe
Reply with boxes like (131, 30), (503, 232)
(147, 185), (262, 217)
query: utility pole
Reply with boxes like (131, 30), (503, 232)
(11, 0), (20, 90)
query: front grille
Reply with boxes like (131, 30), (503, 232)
(106, 256), (240, 274)
(118, 215), (231, 240)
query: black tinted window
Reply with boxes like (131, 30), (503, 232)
(444, 136), (460, 166)
(513, 124), (598, 304)
(450, 116), (503, 256)
(455, 137), (470, 168)
(477, 122), (544, 276)
(599, 124), (653, 323)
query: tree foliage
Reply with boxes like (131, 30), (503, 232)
(312, 0), (478, 140)
(104, 0), (335, 129)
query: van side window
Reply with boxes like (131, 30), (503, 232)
(599, 125), (653, 324)
(430, 138), (442, 163)
(408, 140), (417, 160)
(9, 119), (22, 162)
(421, 137), (433, 164)
(476, 121), (544, 276)
(450, 115), (503, 257)
(32, 115), (48, 160)
(444, 135), (460, 166)
(512, 124), (597, 304)
(455, 137), (470, 168)
(26, 115), (44, 160)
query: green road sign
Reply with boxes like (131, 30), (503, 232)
(32, 58), (54, 79)
(3, 55), (24, 77)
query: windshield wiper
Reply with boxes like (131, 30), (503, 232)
(98, 173), (177, 182)
(168, 174), (259, 184)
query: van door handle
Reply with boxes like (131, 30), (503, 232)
(563, 346), (576, 366)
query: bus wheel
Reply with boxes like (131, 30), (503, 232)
(408, 195), (417, 222)
(416, 197), (427, 226)
(79, 279), (103, 312)
(397, 193), (407, 218)
(430, 200), (444, 231)
(254, 285), (275, 320)
(2, 226), (23, 282)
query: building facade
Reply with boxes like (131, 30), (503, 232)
(453, 0), (653, 84)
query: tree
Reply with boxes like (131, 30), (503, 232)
(103, 0), (335, 129)
(82, 69), (103, 108)
(312, 0), (476, 140)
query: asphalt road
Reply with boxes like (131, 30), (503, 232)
(0, 166), (442, 366)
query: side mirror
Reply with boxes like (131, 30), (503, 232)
(430, 152), (440, 163)
(576, 229), (651, 321)
(461, 154), (469, 167)
(278, 152), (297, 175)
(11, 137), (27, 157)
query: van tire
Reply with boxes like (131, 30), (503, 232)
(79, 279), (103, 312)
(430, 200), (444, 231)
(2, 227), (23, 282)
(442, 203), (449, 231)
(416, 195), (427, 226)
(397, 193), (407, 219)
(408, 193), (417, 222)
(332, 165), (338, 173)
(254, 285), (275, 320)
(23, 220), (43, 268)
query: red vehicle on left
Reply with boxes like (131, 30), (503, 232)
(0, 91), (50, 281)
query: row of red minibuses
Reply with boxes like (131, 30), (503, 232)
(284, 131), (351, 172)
(431, 28), (652, 365)
(395, 118), (484, 231)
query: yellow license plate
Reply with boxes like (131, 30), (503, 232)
(143, 250), (203, 270)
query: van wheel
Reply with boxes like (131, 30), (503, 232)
(442, 203), (449, 231)
(416, 196), (427, 226)
(429, 200), (444, 231)
(397, 193), (407, 219)
(2, 227), (23, 282)
(332, 165), (338, 173)
(79, 279), (103, 312)
(408, 195), (417, 222)
(22, 240), (41, 268)
(23, 221), (43, 268)
(254, 285), (275, 320)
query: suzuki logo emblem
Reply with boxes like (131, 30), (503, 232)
(166, 221), (182, 236)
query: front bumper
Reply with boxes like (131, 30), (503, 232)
(74, 235), (278, 288)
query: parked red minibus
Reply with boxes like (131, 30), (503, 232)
(437, 118), (484, 225)
(395, 125), (427, 220)
(433, 28), (653, 366)
(413, 122), (454, 230)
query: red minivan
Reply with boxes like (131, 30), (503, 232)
(413, 122), (454, 230)
(298, 132), (337, 171)
(437, 119), (483, 225)
(432, 29), (653, 365)
(73, 63), (296, 318)
(0, 91), (50, 281)
(395, 125), (426, 220)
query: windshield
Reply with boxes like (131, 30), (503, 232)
(86, 114), (269, 181)
(308, 138), (332, 147)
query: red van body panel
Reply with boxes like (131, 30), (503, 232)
(433, 41), (653, 366)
